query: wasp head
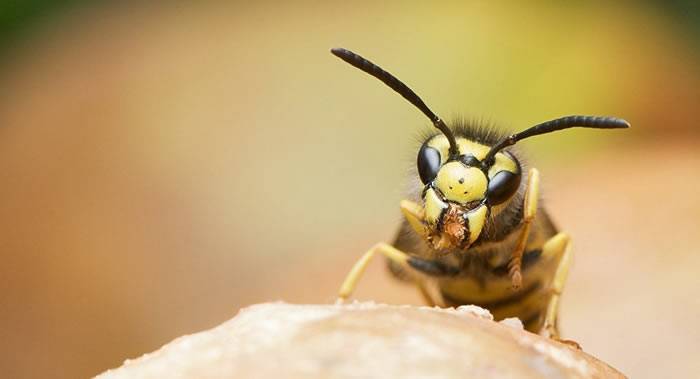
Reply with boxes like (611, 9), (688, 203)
(417, 134), (521, 250)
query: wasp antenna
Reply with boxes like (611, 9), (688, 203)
(331, 47), (459, 156)
(483, 115), (630, 164)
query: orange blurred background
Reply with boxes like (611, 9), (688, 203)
(0, 2), (698, 378)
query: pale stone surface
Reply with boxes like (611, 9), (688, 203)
(96, 302), (625, 379)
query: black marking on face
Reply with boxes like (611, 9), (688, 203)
(427, 186), (450, 233)
(456, 202), (490, 249)
(417, 143), (441, 184)
(459, 154), (481, 167)
(434, 206), (447, 233)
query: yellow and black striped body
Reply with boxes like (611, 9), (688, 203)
(392, 208), (559, 332)
(389, 120), (561, 333)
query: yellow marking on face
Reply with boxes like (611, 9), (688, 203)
(434, 162), (487, 204)
(427, 136), (491, 161)
(487, 151), (519, 178)
(424, 188), (447, 226)
(400, 200), (428, 238)
(458, 139), (491, 160)
(465, 204), (488, 245)
(426, 135), (519, 178)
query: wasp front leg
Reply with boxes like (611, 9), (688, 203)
(337, 242), (436, 304)
(336, 200), (438, 306)
(508, 168), (540, 289)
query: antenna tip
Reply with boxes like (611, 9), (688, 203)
(330, 47), (348, 57)
(613, 118), (631, 128)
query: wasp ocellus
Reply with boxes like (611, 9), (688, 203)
(331, 47), (629, 340)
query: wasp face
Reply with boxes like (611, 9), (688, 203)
(416, 135), (521, 250)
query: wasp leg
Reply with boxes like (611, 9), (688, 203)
(400, 199), (428, 238)
(540, 232), (579, 347)
(337, 242), (438, 305)
(508, 168), (540, 289)
(400, 199), (443, 305)
(386, 259), (445, 307)
(415, 279), (438, 307)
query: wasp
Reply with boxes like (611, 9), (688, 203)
(331, 47), (629, 340)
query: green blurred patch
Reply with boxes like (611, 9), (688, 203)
(660, 0), (700, 38)
(0, 0), (85, 53)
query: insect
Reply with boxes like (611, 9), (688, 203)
(331, 47), (630, 340)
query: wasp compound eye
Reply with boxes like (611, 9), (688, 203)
(487, 170), (522, 206)
(417, 143), (441, 184)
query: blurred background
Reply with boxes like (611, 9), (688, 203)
(0, 1), (698, 378)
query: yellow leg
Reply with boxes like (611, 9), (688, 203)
(415, 280), (438, 307)
(540, 233), (573, 341)
(508, 168), (540, 289)
(400, 199), (428, 238)
(399, 199), (440, 305)
(337, 242), (437, 304)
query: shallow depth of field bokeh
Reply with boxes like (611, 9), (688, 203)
(1, 2), (698, 378)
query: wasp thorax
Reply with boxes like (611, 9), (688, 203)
(434, 161), (488, 205)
